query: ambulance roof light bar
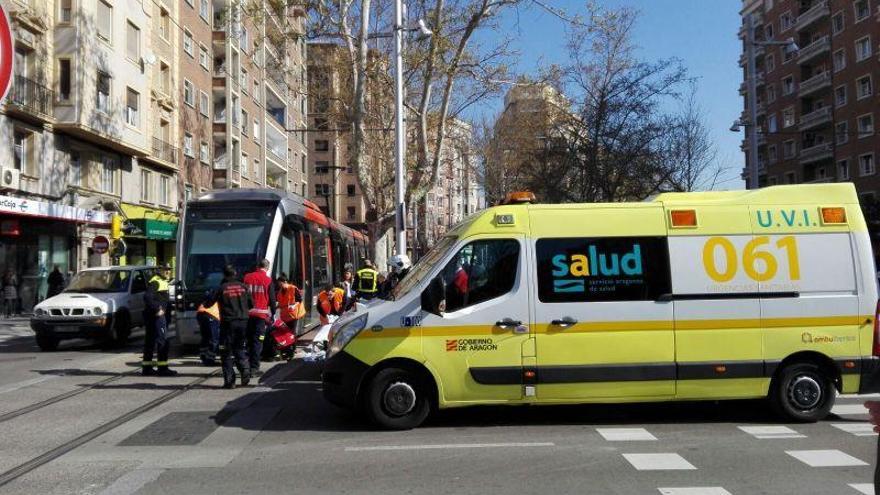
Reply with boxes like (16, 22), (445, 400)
(501, 191), (536, 205)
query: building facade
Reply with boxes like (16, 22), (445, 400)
(739, 0), (879, 197)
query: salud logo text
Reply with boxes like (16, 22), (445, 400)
(551, 244), (643, 292)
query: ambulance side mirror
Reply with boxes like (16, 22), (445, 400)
(421, 276), (446, 316)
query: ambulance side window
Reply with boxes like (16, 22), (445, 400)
(439, 239), (520, 313)
(536, 236), (671, 302)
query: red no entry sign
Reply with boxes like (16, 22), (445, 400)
(92, 235), (110, 254)
(0, 5), (14, 103)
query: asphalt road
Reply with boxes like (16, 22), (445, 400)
(0, 318), (877, 495)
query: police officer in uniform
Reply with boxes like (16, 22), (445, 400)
(143, 264), (177, 376)
(355, 260), (379, 300)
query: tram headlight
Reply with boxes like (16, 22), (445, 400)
(327, 314), (368, 358)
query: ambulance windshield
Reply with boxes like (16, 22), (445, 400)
(392, 236), (458, 299)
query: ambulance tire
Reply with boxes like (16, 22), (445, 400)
(365, 367), (431, 430)
(770, 362), (835, 422)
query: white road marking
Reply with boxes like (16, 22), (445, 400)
(786, 449), (868, 467)
(658, 488), (731, 495)
(344, 442), (555, 452)
(737, 425), (805, 439)
(597, 427), (657, 441)
(849, 483), (874, 495)
(849, 483), (875, 494)
(840, 393), (880, 399)
(623, 453), (696, 471)
(98, 469), (165, 495)
(831, 423), (878, 437)
(0, 376), (51, 395)
(833, 404), (870, 416)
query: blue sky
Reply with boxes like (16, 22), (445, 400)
(473, 0), (746, 189)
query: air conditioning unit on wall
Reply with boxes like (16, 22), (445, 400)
(0, 167), (21, 190)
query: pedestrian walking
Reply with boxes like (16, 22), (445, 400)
(207, 265), (253, 388)
(3, 270), (18, 317)
(47, 266), (65, 298)
(142, 264), (177, 376)
(355, 260), (379, 300)
(196, 295), (221, 366)
(243, 259), (276, 375)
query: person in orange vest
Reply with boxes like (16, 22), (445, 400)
(276, 273), (304, 330)
(196, 294), (221, 366)
(316, 282), (346, 326)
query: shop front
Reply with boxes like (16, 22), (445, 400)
(0, 195), (112, 312)
(119, 205), (178, 268)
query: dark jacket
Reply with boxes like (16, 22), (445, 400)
(47, 270), (65, 297)
(144, 276), (170, 315)
(208, 278), (253, 322)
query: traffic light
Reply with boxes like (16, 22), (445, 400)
(111, 214), (123, 239)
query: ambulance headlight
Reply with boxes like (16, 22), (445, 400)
(328, 314), (368, 358)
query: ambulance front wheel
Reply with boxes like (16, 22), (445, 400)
(770, 362), (835, 422)
(364, 367), (431, 430)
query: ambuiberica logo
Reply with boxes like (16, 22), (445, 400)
(551, 244), (643, 293)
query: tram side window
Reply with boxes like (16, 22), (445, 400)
(313, 231), (331, 289)
(438, 239), (520, 313)
(274, 226), (297, 284)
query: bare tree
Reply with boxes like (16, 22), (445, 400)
(663, 81), (724, 192)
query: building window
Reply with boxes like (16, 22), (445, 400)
(58, 0), (72, 23)
(254, 119), (260, 142)
(315, 140), (329, 152)
(241, 110), (249, 135)
(125, 88), (139, 127)
(184, 29), (194, 57)
(199, 91), (209, 116)
(240, 28), (249, 53)
(183, 133), (194, 157)
(857, 75), (873, 99)
(768, 145), (778, 163)
(184, 80), (195, 107)
(199, 45), (209, 70)
(782, 75), (795, 95)
(780, 11), (793, 31)
(159, 175), (169, 205)
(347, 206), (356, 220)
(199, 0), (209, 21)
(185, 184), (194, 201)
(783, 45), (795, 63)
(856, 36), (872, 62)
(855, 0), (870, 21)
(768, 114), (778, 133)
(241, 68), (248, 93)
(159, 8), (170, 40)
(783, 140), (796, 159)
(766, 84), (776, 103)
(102, 156), (119, 194)
(241, 152), (248, 176)
(253, 80), (260, 103)
(96, 71), (111, 113)
(784, 171), (796, 184)
(833, 49), (846, 72)
(858, 113), (874, 137)
(126, 21), (140, 61)
(347, 184), (356, 196)
(315, 184), (330, 196)
(782, 107), (795, 128)
(13, 130), (29, 174)
(860, 153), (875, 176)
(315, 161), (329, 174)
(141, 169), (153, 202)
(97, 0), (112, 42)
(200, 142), (209, 163)
(832, 10), (845, 34)
(158, 62), (171, 95)
(765, 53), (775, 73)
(765, 23), (774, 40)
(57, 59), (71, 102)
(301, 155), (306, 173)
(835, 84), (847, 107)
(836, 121), (849, 145)
(839, 159), (850, 180)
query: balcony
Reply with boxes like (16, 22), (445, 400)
(265, 120), (288, 163)
(6, 76), (54, 122)
(148, 137), (178, 167)
(799, 142), (833, 164)
(796, 1), (829, 32)
(799, 106), (832, 130)
(798, 71), (831, 97)
(797, 36), (830, 65)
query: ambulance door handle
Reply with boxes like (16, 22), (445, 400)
(551, 317), (578, 328)
(495, 318), (521, 329)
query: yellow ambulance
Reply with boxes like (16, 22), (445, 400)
(322, 184), (880, 429)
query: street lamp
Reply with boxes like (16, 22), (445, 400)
(735, 11), (798, 189)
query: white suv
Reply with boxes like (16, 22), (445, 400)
(30, 266), (156, 351)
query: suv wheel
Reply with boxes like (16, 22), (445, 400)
(103, 312), (131, 348)
(769, 362), (835, 422)
(35, 332), (59, 352)
(364, 367), (431, 430)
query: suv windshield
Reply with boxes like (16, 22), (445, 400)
(65, 270), (131, 293)
(392, 236), (458, 299)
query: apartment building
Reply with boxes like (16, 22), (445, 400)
(209, 0), (308, 194)
(306, 42), (368, 229)
(739, 0), (879, 199)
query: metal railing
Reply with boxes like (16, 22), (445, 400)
(799, 107), (832, 130)
(151, 137), (178, 164)
(799, 142), (833, 164)
(796, 0), (830, 32)
(797, 35), (830, 65)
(799, 71), (831, 96)
(8, 75), (54, 117)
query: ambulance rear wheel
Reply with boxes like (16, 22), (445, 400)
(770, 363), (834, 422)
(365, 367), (430, 430)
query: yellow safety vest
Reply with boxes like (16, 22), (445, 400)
(356, 268), (378, 293)
(149, 275), (169, 292)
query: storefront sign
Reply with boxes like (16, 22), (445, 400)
(0, 195), (112, 224)
(92, 236), (110, 254)
(131, 219), (178, 240)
